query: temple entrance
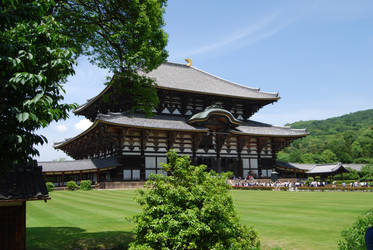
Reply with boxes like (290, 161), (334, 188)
(195, 157), (241, 177)
(221, 158), (241, 177)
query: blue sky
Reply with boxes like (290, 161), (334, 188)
(36, 0), (373, 161)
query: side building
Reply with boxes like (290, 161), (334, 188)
(42, 62), (308, 186)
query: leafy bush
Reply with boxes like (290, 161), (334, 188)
(80, 180), (92, 191)
(360, 165), (373, 181)
(129, 150), (260, 249)
(66, 180), (78, 191)
(305, 177), (314, 186)
(46, 182), (54, 192)
(338, 209), (373, 249)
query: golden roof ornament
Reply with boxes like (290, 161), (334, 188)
(185, 58), (192, 67)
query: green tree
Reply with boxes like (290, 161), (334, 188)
(1, 1), (76, 168)
(277, 151), (290, 162)
(351, 141), (363, 159)
(338, 152), (353, 163)
(301, 153), (315, 163)
(360, 165), (373, 181)
(1, 0), (168, 169)
(320, 149), (338, 163)
(55, 0), (168, 115)
(130, 150), (260, 249)
(288, 149), (302, 162)
(345, 168), (359, 180)
(355, 127), (373, 158)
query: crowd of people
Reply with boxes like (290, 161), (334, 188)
(228, 177), (372, 189)
(228, 177), (301, 189)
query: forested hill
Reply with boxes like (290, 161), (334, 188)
(278, 109), (373, 164)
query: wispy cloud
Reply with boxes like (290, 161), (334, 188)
(55, 124), (68, 133)
(170, 2), (319, 61)
(75, 119), (93, 131)
(186, 12), (280, 57)
(171, 11), (292, 59)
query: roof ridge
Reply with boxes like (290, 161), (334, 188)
(39, 159), (91, 163)
(163, 61), (190, 68)
(74, 85), (111, 113)
(245, 120), (307, 131)
(190, 65), (279, 97)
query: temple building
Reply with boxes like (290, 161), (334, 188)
(45, 61), (308, 185)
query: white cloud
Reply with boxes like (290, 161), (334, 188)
(55, 124), (68, 132)
(75, 119), (93, 131)
(184, 12), (280, 57)
(171, 11), (297, 60)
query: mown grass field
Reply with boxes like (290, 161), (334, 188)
(26, 190), (373, 250)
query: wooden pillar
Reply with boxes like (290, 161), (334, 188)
(80, 171), (82, 182)
(237, 136), (248, 178)
(256, 138), (262, 178)
(97, 170), (100, 184)
(167, 131), (177, 151)
(192, 134), (202, 165)
(140, 130), (149, 157)
(21, 201), (26, 250)
(61, 172), (65, 186)
(214, 133), (227, 173)
(216, 155), (222, 173)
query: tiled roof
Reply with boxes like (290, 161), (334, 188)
(343, 164), (365, 171)
(101, 113), (208, 131)
(276, 161), (308, 171)
(75, 62), (279, 114)
(277, 162), (351, 174)
(55, 113), (306, 148)
(234, 120), (308, 137)
(0, 161), (49, 201)
(147, 62), (279, 100)
(306, 163), (347, 174)
(39, 158), (120, 173)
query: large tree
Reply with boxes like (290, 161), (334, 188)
(55, 0), (168, 114)
(0, 1), (76, 169)
(0, 0), (168, 169)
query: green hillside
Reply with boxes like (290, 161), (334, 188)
(278, 109), (373, 164)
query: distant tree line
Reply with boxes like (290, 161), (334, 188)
(277, 109), (373, 164)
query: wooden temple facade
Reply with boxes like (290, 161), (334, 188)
(53, 62), (308, 182)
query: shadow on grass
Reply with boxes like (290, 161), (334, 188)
(27, 227), (134, 250)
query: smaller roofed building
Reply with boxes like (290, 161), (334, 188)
(276, 161), (351, 179)
(40, 158), (120, 186)
(50, 62), (308, 184)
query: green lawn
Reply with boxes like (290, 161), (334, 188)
(26, 190), (373, 249)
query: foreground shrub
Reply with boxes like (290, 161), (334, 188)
(80, 180), (92, 191)
(66, 180), (78, 191)
(338, 209), (373, 250)
(46, 182), (54, 192)
(129, 150), (260, 250)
